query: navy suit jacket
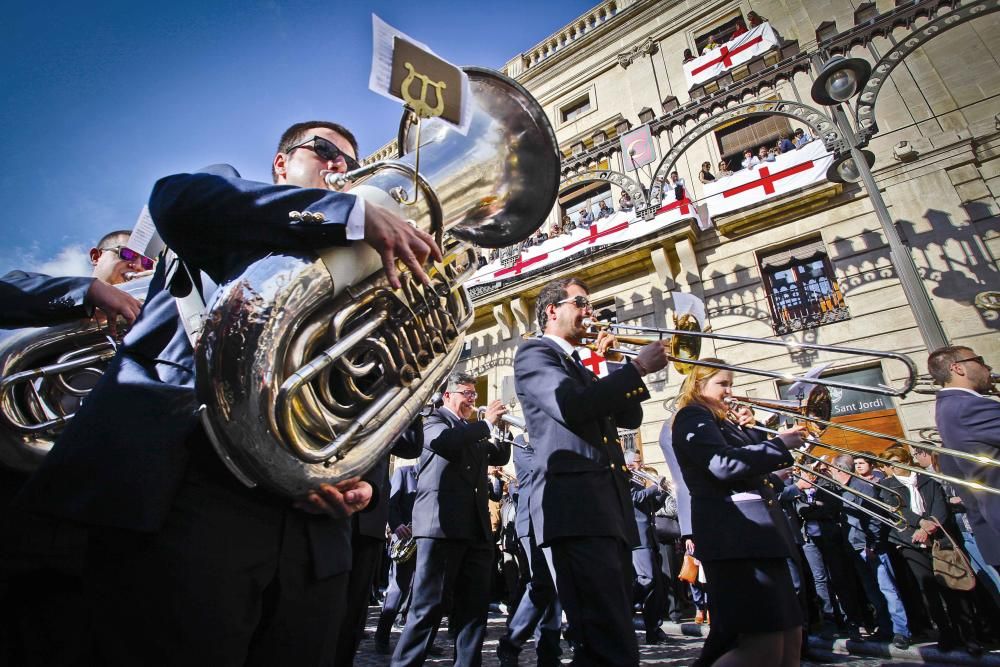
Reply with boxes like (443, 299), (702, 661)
(388, 465), (419, 531)
(935, 389), (1000, 563)
(631, 484), (667, 550)
(357, 420), (424, 540)
(412, 407), (511, 542)
(19, 166), (372, 576)
(0, 270), (94, 328)
(513, 336), (644, 547)
(672, 404), (794, 561)
(512, 434), (535, 540)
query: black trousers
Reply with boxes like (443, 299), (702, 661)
(500, 534), (562, 664)
(632, 546), (666, 634)
(375, 549), (416, 644)
(332, 530), (386, 665)
(391, 537), (493, 667)
(85, 465), (349, 667)
(544, 536), (639, 667)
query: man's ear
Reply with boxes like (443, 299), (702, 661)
(273, 153), (287, 181)
(88, 248), (101, 266)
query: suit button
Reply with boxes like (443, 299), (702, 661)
(620, 465), (627, 472)
(602, 436), (608, 444)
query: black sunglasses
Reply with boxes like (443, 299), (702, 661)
(286, 135), (360, 171)
(556, 295), (592, 310)
(101, 245), (155, 271)
(953, 355), (986, 367)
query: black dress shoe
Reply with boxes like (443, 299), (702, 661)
(496, 646), (519, 667)
(645, 629), (672, 645)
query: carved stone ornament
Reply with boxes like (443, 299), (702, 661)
(617, 37), (657, 68)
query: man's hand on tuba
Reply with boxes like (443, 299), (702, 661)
(294, 477), (373, 518)
(86, 279), (142, 336)
(364, 201), (442, 289)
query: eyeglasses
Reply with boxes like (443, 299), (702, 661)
(953, 355), (987, 367)
(556, 296), (592, 310)
(101, 246), (155, 271)
(455, 389), (478, 399)
(286, 135), (360, 172)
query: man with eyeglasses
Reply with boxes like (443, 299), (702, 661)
(18, 120), (440, 666)
(928, 346), (1000, 568)
(391, 372), (511, 666)
(513, 277), (670, 665)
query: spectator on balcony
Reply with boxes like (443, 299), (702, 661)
(759, 146), (775, 164)
(650, 176), (664, 202)
(701, 35), (720, 55)
(748, 10), (766, 27)
(731, 20), (748, 39)
(683, 48), (696, 64)
(698, 162), (715, 184)
(618, 192), (634, 212)
(597, 201), (614, 219)
(794, 128), (814, 148)
(669, 171), (686, 201)
(777, 135), (795, 154)
(561, 213), (572, 230)
(577, 208), (593, 227)
(717, 159), (733, 178)
(741, 148), (760, 170)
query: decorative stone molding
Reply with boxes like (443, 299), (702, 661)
(616, 37), (657, 69)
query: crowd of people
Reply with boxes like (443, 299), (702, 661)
(0, 112), (996, 667)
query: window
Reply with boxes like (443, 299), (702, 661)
(715, 113), (793, 172)
(758, 238), (849, 334)
(560, 93), (593, 123)
(693, 11), (746, 55)
(560, 181), (613, 226)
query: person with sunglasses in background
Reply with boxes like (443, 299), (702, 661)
(16, 120), (439, 667)
(391, 372), (511, 666)
(513, 277), (670, 665)
(928, 346), (1000, 572)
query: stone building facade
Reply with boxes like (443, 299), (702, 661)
(376, 0), (1000, 470)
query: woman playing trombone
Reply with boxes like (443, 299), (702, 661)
(671, 359), (806, 667)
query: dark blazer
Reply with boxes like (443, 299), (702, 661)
(357, 419), (424, 540)
(18, 166), (371, 577)
(935, 389), (1000, 564)
(513, 336), (645, 547)
(0, 270), (94, 328)
(388, 465), (419, 531)
(671, 404), (794, 561)
(631, 484), (667, 550)
(512, 434), (534, 540)
(412, 407), (511, 541)
(878, 473), (955, 548)
(795, 479), (847, 542)
(839, 476), (885, 551)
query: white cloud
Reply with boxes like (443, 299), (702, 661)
(0, 243), (92, 278)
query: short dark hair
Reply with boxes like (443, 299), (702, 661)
(928, 345), (973, 385)
(96, 229), (132, 249)
(272, 120), (359, 183)
(446, 372), (477, 392)
(535, 277), (589, 331)
(794, 128), (804, 135)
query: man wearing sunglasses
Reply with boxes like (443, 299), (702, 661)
(0, 228), (147, 330)
(18, 120), (441, 666)
(391, 373), (510, 666)
(89, 229), (155, 285)
(928, 346), (1000, 569)
(512, 277), (670, 666)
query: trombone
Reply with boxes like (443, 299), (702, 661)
(730, 391), (1000, 496)
(789, 464), (907, 531)
(582, 317), (918, 397)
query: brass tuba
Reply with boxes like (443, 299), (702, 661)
(196, 68), (560, 499)
(0, 274), (153, 472)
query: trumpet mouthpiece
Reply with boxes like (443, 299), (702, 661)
(582, 317), (596, 328)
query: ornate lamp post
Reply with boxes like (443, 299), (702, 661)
(811, 55), (949, 352)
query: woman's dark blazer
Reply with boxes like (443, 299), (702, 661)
(672, 403), (794, 561)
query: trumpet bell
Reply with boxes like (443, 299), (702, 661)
(670, 313), (702, 375)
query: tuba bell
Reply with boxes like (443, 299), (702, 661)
(196, 68), (560, 499)
(0, 274), (153, 472)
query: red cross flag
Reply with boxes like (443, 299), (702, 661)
(684, 22), (779, 87)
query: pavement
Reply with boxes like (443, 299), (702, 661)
(349, 605), (1000, 665)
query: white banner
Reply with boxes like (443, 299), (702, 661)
(684, 22), (779, 87)
(701, 140), (832, 217)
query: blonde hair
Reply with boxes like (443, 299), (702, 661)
(675, 358), (730, 422)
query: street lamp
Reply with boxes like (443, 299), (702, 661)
(811, 55), (949, 352)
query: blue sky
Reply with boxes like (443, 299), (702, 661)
(0, 0), (595, 276)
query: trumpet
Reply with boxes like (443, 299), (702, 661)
(789, 465), (906, 531)
(475, 407), (531, 450)
(728, 392), (1000, 496)
(629, 466), (670, 491)
(490, 467), (517, 485)
(582, 317), (918, 397)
